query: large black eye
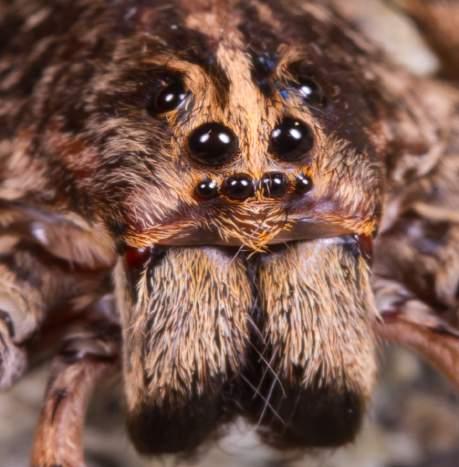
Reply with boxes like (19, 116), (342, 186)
(297, 77), (325, 106)
(270, 118), (314, 162)
(188, 122), (238, 166)
(147, 81), (187, 115)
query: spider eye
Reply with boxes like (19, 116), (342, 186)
(261, 172), (288, 198)
(270, 118), (314, 162)
(147, 81), (187, 115)
(287, 62), (327, 106)
(195, 179), (219, 200)
(297, 77), (325, 106)
(295, 173), (313, 194)
(222, 174), (255, 200)
(188, 122), (238, 166)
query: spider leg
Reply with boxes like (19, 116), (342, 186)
(0, 228), (111, 389)
(0, 241), (60, 389)
(377, 310), (459, 390)
(31, 311), (120, 467)
(375, 146), (459, 387)
(0, 307), (26, 389)
(389, 0), (459, 80)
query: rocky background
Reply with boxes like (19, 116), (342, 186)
(1, 1), (458, 466)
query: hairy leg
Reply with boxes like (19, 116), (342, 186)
(0, 241), (60, 389)
(390, 0), (459, 80)
(0, 305), (26, 389)
(0, 232), (111, 389)
(31, 311), (120, 467)
(374, 145), (459, 387)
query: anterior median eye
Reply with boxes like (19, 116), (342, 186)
(147, 80), (187, 115)
(188, 122), (238, 166)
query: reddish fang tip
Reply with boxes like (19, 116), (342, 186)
(357, 234), (373, 262)
(124, 247), (152, 269)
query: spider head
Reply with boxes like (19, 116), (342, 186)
(66, 2), (385, 254)
(92, 1), (386, 454)
(30, 0), (388, 456)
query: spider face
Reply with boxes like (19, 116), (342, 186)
(87, 11), (383, 253)
(86, 1), (385, 454)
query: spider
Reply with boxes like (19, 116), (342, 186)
(0, 1), (458, 465)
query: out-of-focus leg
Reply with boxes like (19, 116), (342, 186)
(0, 242), (56, 389)
(31, 317), (120, 467)
(0, 237), (110, 389)
(0, 306), (26, 389)
(374, 146), (459, 388)
(390, 0), (459, 79)
(377, 312), (459, 390)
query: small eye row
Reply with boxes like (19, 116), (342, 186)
(195, 172), (313, 201)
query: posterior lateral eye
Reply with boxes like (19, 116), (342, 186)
(296, 76), (325, 106)
(147, 80), (187, 115)
(286, 62), (327, 107)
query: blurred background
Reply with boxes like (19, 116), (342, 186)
(1, 1), (457, 466)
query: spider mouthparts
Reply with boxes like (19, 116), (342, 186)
(117, 237), (378, 454)
(124, 246), (153, 269)
(124, 218), (359, 250)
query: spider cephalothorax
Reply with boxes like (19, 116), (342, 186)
(1, 0), (458, 465)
